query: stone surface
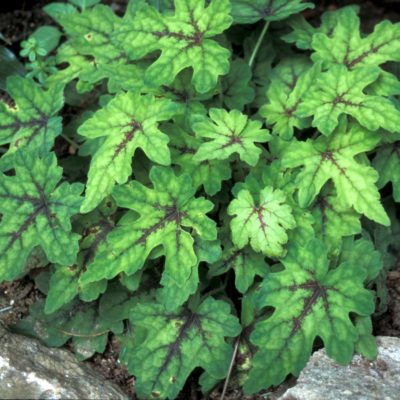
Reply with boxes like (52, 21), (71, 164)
(279, 336), (400, 400)
(0, 323), (129, 400)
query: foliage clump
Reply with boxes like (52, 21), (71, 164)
(1, 0), (399, 398)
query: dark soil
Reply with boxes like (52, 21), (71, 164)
(1, 0), (400, 399)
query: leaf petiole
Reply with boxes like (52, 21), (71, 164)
(248, 21), (269, 68)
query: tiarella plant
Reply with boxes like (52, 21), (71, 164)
(0, 0), (399, 398)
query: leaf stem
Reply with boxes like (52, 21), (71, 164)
(61, 134), (80, 150)
(248, 21), (270, 69)
(220, 337), (240, 400)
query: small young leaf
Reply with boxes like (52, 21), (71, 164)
(78, 92), (179, 213)
(120, 297), (241, 399)
(228, 186), (296, 257)
(114, 0), (233, 93)
(281, 123), (389, 225)
(193, 108), (270, 166)
(0, 151), (83, 282)
(30, 26), (62, 55)
(244, 239), (375, 394)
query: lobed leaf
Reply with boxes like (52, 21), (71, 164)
(78, 92), (180, 213)
(193, 108), (270, 166)
(281, 122), (389, 225)
(0, 151), (83, 281)
(228, 186), (296, 257)
(120, 297), (241, 399)
(79, 167), (217, 310)
(244, 239), (375, 393)
(298, 65), (400, 135)
(114, 0), (233, 93)
(0, 76), (63, 166)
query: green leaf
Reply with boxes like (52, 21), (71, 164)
(311, 6), (400, 69)
(0, 151), (83, 282)
(373, 142), (400, 202)
(231, 0), (314, 24)
(282, 5), (360, 50)
(298, 65), (400, 135)
(228, 186), (296, 257)
(193, 108), (270, 166)
(120, 297), (241, 399)
(338, 237), (382, 283)
(0, 76), (64, 161)
(169, 124), (231, 196)
(78, 92), (179, 213)
(261, 60), (318, 139)
(221, 59), (255, 111)
(244, 239), (375, 394)
(0, 46), (25, 90)
(15, 282), (134, 360)
(44, 2), (78, 19)
(55, 4), (124, 63)
(69, 0), (101, 10)
(114, 0), (233, 93)
(208, 241), (269, 293)
(80, 167), (217, 310)
(281, 122), (389, 225)
(310, 185), (361, 251)
(30, 26), (62, 55)
(44, 206), (115, 313)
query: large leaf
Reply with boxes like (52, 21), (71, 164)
(0, 151), (83, 282)
(80, 167), (217, 310)
(244, 239), (376, 393)
(228, 185), (296, 257)
(114, 0), (233, 93)
(311, 6), (400, 69)
(298, 65), (400, 135)
(120, 297), (241, 399)
(0, 76), (63, 162)
(281, 122), (389, 225)
(231, 0), (314, 24)
(193, 108), (270, 166)
(78, 92), (180, 213)
(54, 4), (124, 63)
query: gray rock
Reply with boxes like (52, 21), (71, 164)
(0, 323), (129, 400)
(279, 336), (400, 400)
